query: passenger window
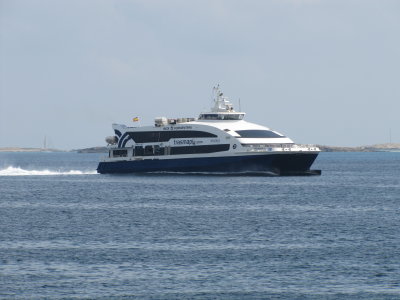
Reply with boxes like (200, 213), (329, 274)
(144, 145), (153, 156)
(135, 146), (144, 156)
(113, 149), (127, 157)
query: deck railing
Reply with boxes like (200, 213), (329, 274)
(242, 144), (320, 152)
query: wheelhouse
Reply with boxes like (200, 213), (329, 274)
(198, 113), (245, 120)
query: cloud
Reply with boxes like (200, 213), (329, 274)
(1, 0), (399, 147)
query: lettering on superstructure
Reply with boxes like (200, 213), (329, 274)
(174, 126), (192, 130)
(173, 139), (195, 145)
(162, 126), (193, 131)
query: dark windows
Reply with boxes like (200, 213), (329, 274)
(170, 144), (230, 155)
(198, 114), (244, 120)
(135, 146), (144, 156)
(199, 114), (219, 120)
(134, 145), (165, 156)
(235, 130), (285, 138)
(128, 131), (217, 143)
(223, 114), (244, 120)
(113, 149), (127, 157)
(154, 145), (165, 156)
(129, 144), (229, 157)
(144, 145), (153, 156)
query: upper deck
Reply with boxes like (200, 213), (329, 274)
(198, 85), (246, 121)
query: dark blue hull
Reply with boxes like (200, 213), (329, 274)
(97, 153), (321, 176)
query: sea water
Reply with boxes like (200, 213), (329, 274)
(0, 152), (399, 299)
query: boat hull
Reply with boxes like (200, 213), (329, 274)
(97, 152), (321, 176)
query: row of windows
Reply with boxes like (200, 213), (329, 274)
(127, 131), (217, 143)
(135, 145), (165, 156)
(112, 150), (128, 157)
(199, 113), (245, 120)
(235, 130), (285, 138)
(111, 144), (231, 157)
(170, 144), (230, 155)
(124, 129), (284, 144)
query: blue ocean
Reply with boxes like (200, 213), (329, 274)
(0, 152), (399, 299)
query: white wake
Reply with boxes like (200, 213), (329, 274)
(0, 166), (97, 176)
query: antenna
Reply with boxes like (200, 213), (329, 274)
(239, 98), (242, 112)
(212, 85), (218, 103)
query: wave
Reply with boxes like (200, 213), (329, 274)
(0, 166), (97, 176)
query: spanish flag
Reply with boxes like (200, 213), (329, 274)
(132, 117), (139, 122)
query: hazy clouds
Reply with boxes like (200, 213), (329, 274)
(1, 0), (399, 149)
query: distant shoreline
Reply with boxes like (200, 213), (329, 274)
(2, 143), (400, 153)
(316, 143), (400, 152)
(0, 147), (66, 153)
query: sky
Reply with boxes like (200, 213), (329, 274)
(1, 0), (399, 149)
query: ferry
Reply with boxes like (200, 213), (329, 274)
(97, 86), (321, 175)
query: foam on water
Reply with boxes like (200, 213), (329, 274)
(0, 166), (97, 176)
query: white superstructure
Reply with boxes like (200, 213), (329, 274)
(98, 86), (320, 175)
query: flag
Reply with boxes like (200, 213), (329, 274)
(133, 117), (139, 122)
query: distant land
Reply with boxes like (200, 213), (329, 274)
(316, 143), (400, 152)
(0, 147), (66, 152)
(1, 143), (400, 153)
